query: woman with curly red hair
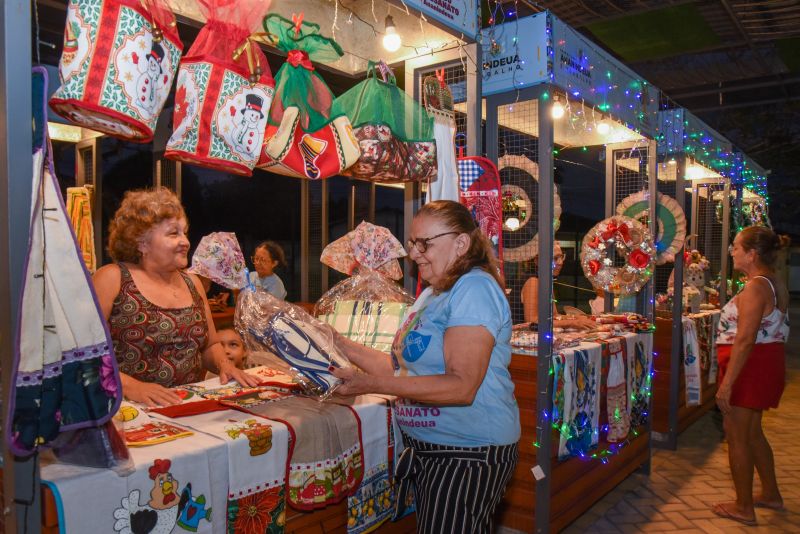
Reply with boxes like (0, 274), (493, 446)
(93, 188), (259, 406)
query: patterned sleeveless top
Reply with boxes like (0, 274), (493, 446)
(110, 263), (208, 387)
(716, 275), (790, 345)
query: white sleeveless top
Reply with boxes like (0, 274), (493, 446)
(716, 275), (789, 345)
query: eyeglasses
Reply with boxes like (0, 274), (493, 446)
(406, 231), (459, 254)
(251, 255), (269, 264)
(553, 254), (566, 263)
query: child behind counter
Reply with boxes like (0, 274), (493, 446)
(205, 328), (248, 380)
(249, 241), (287, 300)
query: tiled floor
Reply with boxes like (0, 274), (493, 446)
(563, 300), (800, 533)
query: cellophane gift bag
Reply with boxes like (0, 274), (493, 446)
(236, 288), (352, 400)
(256, 14), (360, 179)
(334, 61), (437, 183)
(165, 0), (275, 176)
(315, 222), (413, 354)
(49, 0), (182, 142)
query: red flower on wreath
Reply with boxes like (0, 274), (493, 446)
(233, 487), (282, 533)
(628, 249), (651, 269)
(588, 259), (601, 275)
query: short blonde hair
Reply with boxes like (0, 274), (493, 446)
(107, 188), (187, 263)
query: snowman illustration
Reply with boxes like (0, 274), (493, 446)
(232, 93), (265, 157)
(132, 42), (166, 115)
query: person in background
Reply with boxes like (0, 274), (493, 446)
(521, 242), (596, 330)
(589, 287), (606, 315)
(205, 328), (248, 379)
(332, 200), (519, 533)
(93, 188), (260, 407)
(712, 226), (790, 526)
(249, 240), (287, 299)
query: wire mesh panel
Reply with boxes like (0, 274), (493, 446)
(610, 143), (653, 316)
(696, 182), (726, 286)
(496, 99), (540, 324)
(655, 172), (678, 294)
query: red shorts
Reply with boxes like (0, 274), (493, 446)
(717, 343), (785, 410)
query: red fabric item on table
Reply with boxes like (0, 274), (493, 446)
(717, 343), (786, 410)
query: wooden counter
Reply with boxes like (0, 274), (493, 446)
(651, 314), (718, 440)
(497, 344), (651, 533)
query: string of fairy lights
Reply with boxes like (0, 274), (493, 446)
(319, 0), (761, 465)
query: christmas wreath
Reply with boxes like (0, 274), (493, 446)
(581, 215), (656, 296)
(497, 154), (562, 262)
(616, 191), (686, 265)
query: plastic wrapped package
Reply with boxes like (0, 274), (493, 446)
(51, 419), (134, 476)
(316, 269), (413, 353)
(235, 288), (350, 399)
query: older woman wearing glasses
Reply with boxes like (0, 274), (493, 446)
(331, 200), (519, 533)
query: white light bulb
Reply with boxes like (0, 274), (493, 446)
(505, 217), (521, 231)
(667, 158), (677, 166)
(551, 99), (565, 120)
(383, 15), (401, 52)
(596, 121), (610, 135)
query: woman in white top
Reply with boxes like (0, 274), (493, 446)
(711, 226), (790, 526)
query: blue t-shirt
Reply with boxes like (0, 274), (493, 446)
(392, 269), (520, 447)
(248, 272), (287, 300)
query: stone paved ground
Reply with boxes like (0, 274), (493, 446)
(563, 298), (800, 534)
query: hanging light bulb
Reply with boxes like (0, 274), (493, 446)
(504, 217), (521, 231)
(596, 121), (610, 135)
(383, 15), (401, 52)
(551, 96), (565, 120)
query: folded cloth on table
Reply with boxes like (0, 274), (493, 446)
(236, 395), (364, 510)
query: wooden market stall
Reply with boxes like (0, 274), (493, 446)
(4, 1), (485, 532)
(413, 11), (662, 532)
(650, 107), (734, 449)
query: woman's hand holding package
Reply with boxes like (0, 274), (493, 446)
(331, 366), (374, 397)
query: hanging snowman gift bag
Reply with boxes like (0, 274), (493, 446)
(256, 14), (360, 179)
(165, 0), (275, 176)
(49, 0), (182, 142)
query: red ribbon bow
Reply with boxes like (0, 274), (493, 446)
(292, 12), (304, 37)
(589, 259), (601, 275)
(435, 68), (446, 88)
(287, 49), (314, 70)
(600, 220), (632, 244)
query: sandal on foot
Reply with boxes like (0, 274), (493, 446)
(711, 503), (757, 526)
(754, 500), (785, 511)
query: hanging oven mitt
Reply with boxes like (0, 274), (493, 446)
(334, 61), (437, 183)
(7, 68), (122, 457)
(49, 0), (182, 142)
(256, 13), (360, 179)
(165, 0), (275, 176)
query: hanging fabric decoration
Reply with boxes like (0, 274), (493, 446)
(605, 339), (631, 443)
(256, 13), (360, 179)
(682, 316), (702, 406)
(498, 154), (562, 263)
(49, 0), (182, 142)
(165, 0), (275, 176)
(333, 61), (437, 183)
(65, 186), (96, 272)
(581, 215), (656, 296)
(423, 71), (460, 203)
(457, 157), (504, 267)
(6, 68), (122, 457)
(616, 191), (686, 265)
